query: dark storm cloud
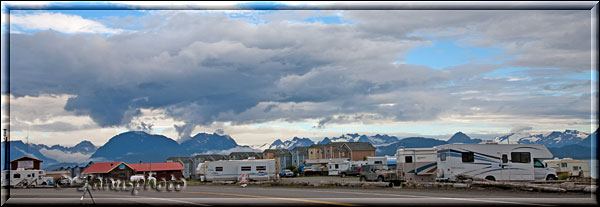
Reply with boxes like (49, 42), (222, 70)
(7, 10), (593, 139)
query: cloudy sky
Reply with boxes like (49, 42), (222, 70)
(1, 2), (597, 147)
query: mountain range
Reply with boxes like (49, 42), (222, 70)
(2, 129), (596, 170)
(1, 140), (97, 170)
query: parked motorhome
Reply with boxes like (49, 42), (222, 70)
(397, 148), (437, 182)
(544, 158), (591, 179)
(436, 143), (557, 181)
(1, 169), (54, 187)
(196, 159), (276, 182)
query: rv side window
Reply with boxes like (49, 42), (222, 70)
(405, 156), (413, 163)
(573, 166), (579, 171)
(14, 174), (21, 178)
(241, 166), (251, 171)
(375, 161), (383, 164)
(510, 152), (530, 163)
(461, 152), (474, 163)
(335, 164), (339, 169)
(215, 167), (223, 171)
(502, 154), (508, 163)
(440, 152), (446, 161)
(561, 163), (567, 168)
(256, 166), (266, 171)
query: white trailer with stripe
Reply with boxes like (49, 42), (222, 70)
(436, 143), (557, 182)
(397, 148), (437, 182)
(196, 159), (276, 182)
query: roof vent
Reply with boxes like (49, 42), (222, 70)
(110, 163), (114, 167)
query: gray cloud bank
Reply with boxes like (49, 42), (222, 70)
(6, 10), (594, 140)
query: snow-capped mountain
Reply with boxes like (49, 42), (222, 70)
(249, 143), (271, 151)
(267, 137), (315, 150)
(493, 129), (590, 148)
(317, 133), (399, 147)
(1, 140), (97, 170)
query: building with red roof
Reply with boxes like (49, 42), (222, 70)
(10, 156), (43, 170)
(82, 161), (183, 180)
(81, 162), (135, 180)
(129, 162), (184, 180)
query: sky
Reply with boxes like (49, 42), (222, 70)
(1, 1), (598, 147)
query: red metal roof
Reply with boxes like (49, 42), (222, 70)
(82, 162), (129, 174)
(10, 156), (43, 163)
(128, 162), (183, 172)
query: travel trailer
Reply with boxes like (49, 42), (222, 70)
(196, 159), (276, 182)
(327, 160), (367, 176)
(436, 143), (557, 181)
(1, 169), (54, 187)
(396, 148), (437, 182)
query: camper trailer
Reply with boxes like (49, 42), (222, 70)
(436, 143), (557, 182)
(327, 160), (367, 176)
(196, 159), (276, 182)
(1, 169), (54, 187)
(327, 161), (350, 176)
(397, 148), (437, 182)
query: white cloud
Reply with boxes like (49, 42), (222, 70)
(38, 148), (92, 163)
(199, 146), (261, 156)
(10, 12), (124, 34)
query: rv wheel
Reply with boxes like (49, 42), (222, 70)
(377, 176), (384, 182)
(484, 176), (496, 181)
(546, 175), (557, 181)
(360, 176), (366, 182)
(340, 173), (346, 178)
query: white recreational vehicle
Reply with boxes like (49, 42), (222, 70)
(436, 143), (557, 182)
(1, 169), (54, 187)
(397, 148), (437, 182)
(196, 159), (276, 182)
(327, 160), (367, 176)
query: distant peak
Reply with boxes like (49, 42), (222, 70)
(75, 140), (95, 147)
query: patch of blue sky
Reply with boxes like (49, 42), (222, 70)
(6, 9), (142, 35)
(235, 1), (293, 10)
(303, 15), (353, 24)
(403, 38), (506, 70)
(227, 10), (275, 25)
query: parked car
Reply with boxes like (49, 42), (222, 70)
(340, 166), (361, 178)
(279, 169), (294, 177)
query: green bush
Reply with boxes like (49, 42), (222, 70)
(558, 173), (569, 180)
